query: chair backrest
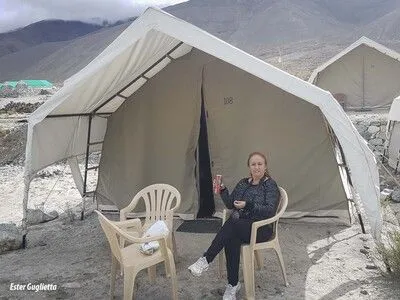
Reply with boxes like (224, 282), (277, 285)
(272, 187), (288, 235)
(120, 184), (181, 225)
(95, 210), (123, 263)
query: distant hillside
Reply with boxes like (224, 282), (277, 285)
(0, 41), (70, 81)
(2, 0), (400, 82)
(0, 20), (102, 58)
(355, 8), (400, 40)
(166, 0), (400, 50)
(10, 23), (131, 83)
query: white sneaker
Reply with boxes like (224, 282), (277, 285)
(188, 256), (209, 276)
(223, 282), (241, 300)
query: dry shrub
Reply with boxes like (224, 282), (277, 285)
(377, 231), (400, 277)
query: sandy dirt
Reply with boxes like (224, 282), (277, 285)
(1, 211), (400, 299)
(1, 100), (400, 299)
(0, 164), (400, 299)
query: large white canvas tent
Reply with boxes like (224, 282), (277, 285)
(385, 96), (400, 170)
(23, 8), (382, 239)
(309, 37), (400, 110)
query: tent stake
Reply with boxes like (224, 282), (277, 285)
(358, 213), (366, 234)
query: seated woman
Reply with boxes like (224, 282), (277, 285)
(188, 151), (280, 300)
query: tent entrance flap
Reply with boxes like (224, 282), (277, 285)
(197, 96), (215, 218)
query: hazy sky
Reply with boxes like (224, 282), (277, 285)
(0, 0), (188, 33)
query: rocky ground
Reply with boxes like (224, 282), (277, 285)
(1, 206), (400, 300)
(0, 93), (400, 299)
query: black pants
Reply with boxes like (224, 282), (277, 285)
(204, 216), (272, 285)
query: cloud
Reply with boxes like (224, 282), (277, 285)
(0, 0), (187, 33)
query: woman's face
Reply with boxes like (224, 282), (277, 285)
(249, 154), (266, 179)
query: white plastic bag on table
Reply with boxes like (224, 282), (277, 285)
(140, 220), (169, 255)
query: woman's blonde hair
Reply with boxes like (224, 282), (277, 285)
(247, 151), (270, 178)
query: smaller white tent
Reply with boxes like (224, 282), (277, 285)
(385, 96), (400, 170)
(309, 37), (400, 110)
(22, 8), (382, 240)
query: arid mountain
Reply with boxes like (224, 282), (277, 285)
(166, 0), (400, 49)
(0, 20), (102, 58)
(2, 0), (400, 82)
(355, 8), (400, 40)
(12, 23), (131, 83)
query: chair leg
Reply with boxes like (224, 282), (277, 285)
(168, 233), (178, 263)
(167, 253), (178, 300)
(274, 243), (289, 287)
(148, 265), (156, 283)
(255, 250), (263, 270)
(218, 252), (225, 278)
(172, 232), (178, 261)
(242, 248), (255, 300)
(164, 255), (171, 278)
(110, 255), (118, 299)
(123, 268), (137, 300)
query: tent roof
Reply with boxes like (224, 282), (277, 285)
(308, 36), (400, 83)
(26, 7), (382, 238)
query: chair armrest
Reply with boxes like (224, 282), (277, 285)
(118, 228), (168, 245)
(114, 218), (142, 232)
(249, 216), (279, 246)
(252, 215), (279, 231)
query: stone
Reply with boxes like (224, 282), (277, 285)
(360, 248), (368, 255)
(368, 126), (380, 134)
(369, 138), (383, 146)
(355, 124), (367, 134)
(44, 210), (59, 222)
(370, 121), (381, 126)
(391, 187), (400, 203)
(381, 188), (393, 201)
(373, 151), (382, 159)
(0, 223), (23, 253)
(360, 290), (369, 295)
(360, 131), (372, 140)
(365, 264), (378, 270)
(376, 131), (387, 140)
(27, 209), (59, 225)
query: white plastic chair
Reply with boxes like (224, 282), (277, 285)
(218, 186), (289, 300)
(120, 184), (181, 280)
(95, 210), (178, 300)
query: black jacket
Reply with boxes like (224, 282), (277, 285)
(220, 177), (280, 221)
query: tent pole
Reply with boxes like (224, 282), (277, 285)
(82, 114), (93, 220)
(382, 120), (393, 163)
(337, 138), (366, 234)
(324, 119), (366, 233)
(395, 149), (400, 174)
(91, 41), (184, 114)
(22, 175), (33, 248)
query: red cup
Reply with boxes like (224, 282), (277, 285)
(213, 174), (222, 194)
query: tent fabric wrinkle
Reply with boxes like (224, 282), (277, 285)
(23, 7), (382, 240)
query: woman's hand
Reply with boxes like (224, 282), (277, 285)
(233, 200), (246, 209)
